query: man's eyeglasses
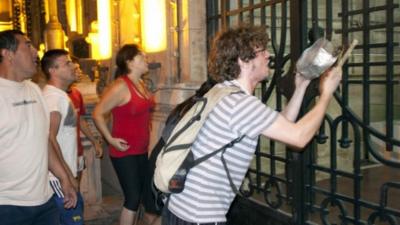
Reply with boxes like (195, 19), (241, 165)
(254, 48), (266, 55)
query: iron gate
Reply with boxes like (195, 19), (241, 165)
(207, 0), (400, 224)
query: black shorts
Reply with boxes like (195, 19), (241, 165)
(111, 154), (148, 211)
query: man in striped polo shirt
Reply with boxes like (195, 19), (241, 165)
(163, 25), (342, 225)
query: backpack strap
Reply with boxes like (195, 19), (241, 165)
(190, 135), (245, 194)
(164, 96), (207, 153)
(153, 136), (244, 210)
(191, 135), (244, 167)
(164, 85), (242, 154)
(221, 136), (245, 194)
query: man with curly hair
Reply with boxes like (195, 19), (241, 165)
(161, 25), (342, 225)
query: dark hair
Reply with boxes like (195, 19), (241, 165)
(114, 44), (141, 78)
(0, 30), (25, 63)
(208, 25), (269, 82)
(41, 49), (69, 80)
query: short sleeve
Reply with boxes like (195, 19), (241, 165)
(44, 92), (63, 113)
(68, 88), (86, 115)
(229, 94), (278, 138)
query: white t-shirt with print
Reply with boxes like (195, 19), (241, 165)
(0, 78), (53, 206)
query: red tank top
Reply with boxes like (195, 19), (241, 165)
(110, 76), (155, 158)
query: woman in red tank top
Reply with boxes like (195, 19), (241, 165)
(93, 44), (158, 225)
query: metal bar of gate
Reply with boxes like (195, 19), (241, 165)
(290, 1), (308, 224)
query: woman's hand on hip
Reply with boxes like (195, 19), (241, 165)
(109, 137), (130, 151)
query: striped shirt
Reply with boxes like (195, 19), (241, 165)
(168, 80), (278, 223)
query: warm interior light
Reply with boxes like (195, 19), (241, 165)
(44, 0), (49, 22)
(37, 43), (46, 59)
(96, 0), (111, 59)
(0, 22), (13, 32)
(0, 1), (12, 31)
(76, 0), (83, 33)
(86, 21), (101, 60)
(66, 0), (77, 32)
(141, 0), (167, 52)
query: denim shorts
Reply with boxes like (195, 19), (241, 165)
(0, 197), (59, 225)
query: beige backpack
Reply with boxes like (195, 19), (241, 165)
(153, 85), (243, 193)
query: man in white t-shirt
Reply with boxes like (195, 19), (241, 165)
(0, 30), (77, 225)
(41, 49), (84, 225)
(162, 26), (343, 225)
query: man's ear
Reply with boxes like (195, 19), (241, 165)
(48, 66), (57, 77)
(238, 57), (252, 70)
(1, 49), (13, 62)
(238, 57), (245, 67)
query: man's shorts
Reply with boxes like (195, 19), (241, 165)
(52, 192), (84, 225)
(0, 197), (59, 225)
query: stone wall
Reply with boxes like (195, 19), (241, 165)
(74, 81), (104, 203)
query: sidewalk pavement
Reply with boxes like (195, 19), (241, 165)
(84, 195), (122, 225)
(84, 195), (161, 225)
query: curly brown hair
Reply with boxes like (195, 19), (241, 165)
(208, 25), (269, 82)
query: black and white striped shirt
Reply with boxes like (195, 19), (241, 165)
(168, 80), (278, 223)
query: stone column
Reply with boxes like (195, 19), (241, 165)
(149, 0), (208, 150)
(44, 0), (65, 49)
(179, 0), (207, 83)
